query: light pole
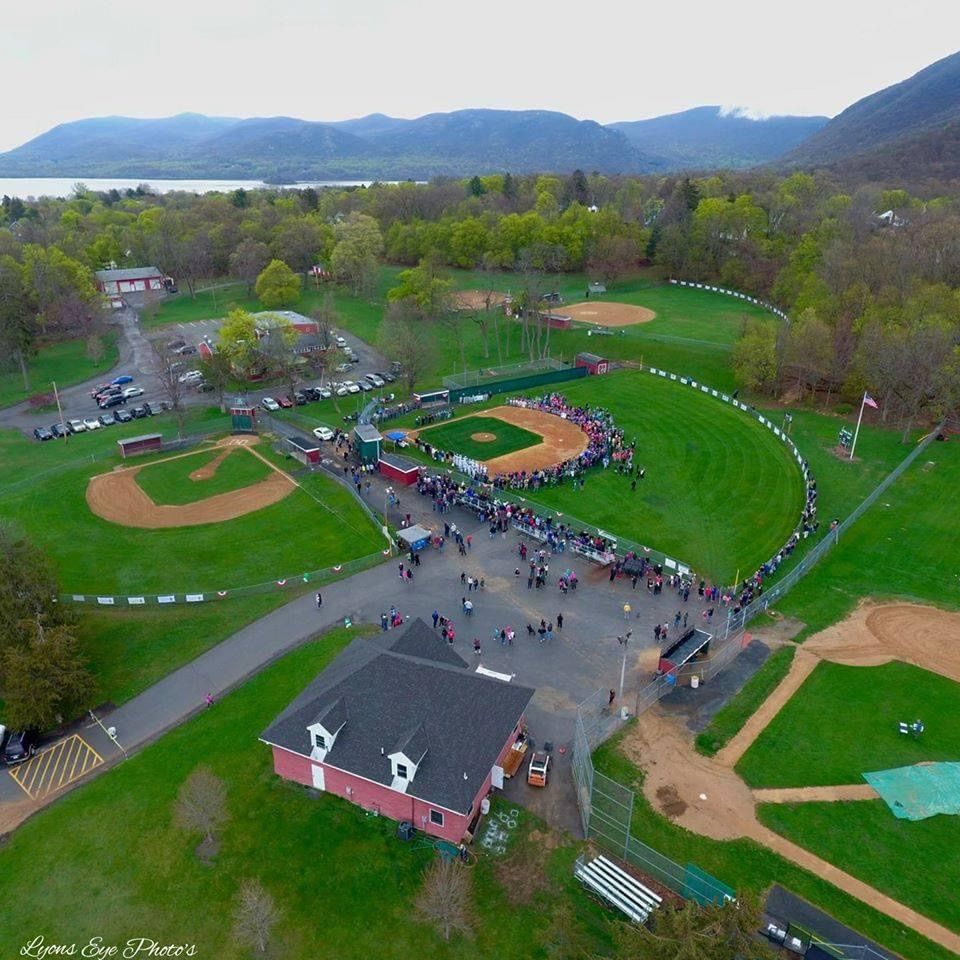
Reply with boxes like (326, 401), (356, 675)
(617, 633), (630, 702)
(384, 485), (394, 523)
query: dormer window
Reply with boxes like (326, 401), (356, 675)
(314, 733), (327, 751)
(395, 762), (409, 780)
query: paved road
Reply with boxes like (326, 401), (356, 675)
(0, 466), (709, 838)
(0, 298), (390, 437)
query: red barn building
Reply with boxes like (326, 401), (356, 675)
(575, 352), (609, 375)
(260, 619), (534, 842)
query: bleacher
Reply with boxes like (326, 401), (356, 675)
(574, 854), (662, 923)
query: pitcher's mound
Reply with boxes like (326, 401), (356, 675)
(564, 301), (656, 327)
(471, 431), (497, 442)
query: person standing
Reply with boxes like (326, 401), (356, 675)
(556, 612), (563, 630)
(315, 592), (322, 608)
(432, 609), (439, 629)
(473, 637), (481, 656)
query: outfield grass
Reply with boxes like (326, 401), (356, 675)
(417, 415), (541, 460)
(0, 626), (613, 960)
(775, 438), (960, 636)
(592, 728), (952, 960)
(0, 434), (383, 595)
(736, 661), (960, 788)
(0, 332), (119, 409)
(758, 800), (960, 933)
(525, 371), (805, 582)
(75, 594), (289, 706)
(695, 645), (796, 756)
(134, 445), (273, 505)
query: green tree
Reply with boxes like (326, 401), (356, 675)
(255, 259), (301, 308)
(217, 307), (260, 375)
(21, 244), (98, 336)
(379, 302), (437, 394)
(0, 525), (65, 653)
(0, 255), (35, 389)
(330, 212), (384, 296)
(467, 176), (486, 197)
(733, 319), (780, 394)
(2, 620), (94, 730)
(199, 349), (235, 413)
(387, 255), (455, 319)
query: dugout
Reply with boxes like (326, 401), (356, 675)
(353, 423), (382, 464)
(414, 388), (450, 408)
(284, 435), (320, 465)
(576, 352), (609, 375)
(117, 433), (162, 459)
(379, 453), (420, 486)
(658, 628), (713, 684)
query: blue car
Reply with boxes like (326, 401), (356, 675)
(111, 375), (134, 385)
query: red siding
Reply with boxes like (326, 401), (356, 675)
(378, 459), (419, 485)
(269, 745), (483, 842)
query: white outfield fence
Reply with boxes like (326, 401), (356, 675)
(669, 278), (791, 323)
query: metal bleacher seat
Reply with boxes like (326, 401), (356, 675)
(574, 854), (662, 923)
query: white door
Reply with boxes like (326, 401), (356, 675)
(491, 765), (504, 790)
(311, 764), (325, 790)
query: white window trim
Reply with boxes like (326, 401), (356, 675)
(430, 809), (444, 826)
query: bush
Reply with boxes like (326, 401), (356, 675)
(834, 402), (854, 415)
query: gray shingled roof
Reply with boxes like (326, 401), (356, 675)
(94, 266), (162, 281)
(261, 619), (533, 813)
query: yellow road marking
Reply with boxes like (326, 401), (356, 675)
(8, 735), (104, 799)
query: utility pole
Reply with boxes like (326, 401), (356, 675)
(52, 380), (67, 442)
(617, 632), (632, 701)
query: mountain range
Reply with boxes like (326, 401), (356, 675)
(0, 49), (957, 183)
(0, 107), (826, 182)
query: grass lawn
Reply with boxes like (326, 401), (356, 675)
(0, 331), (119, 409)
(758, 800), (960, 934)
(525, 371), (805, 582)
(75, 593), (289, 706)
(736, 661), (960, 788)
(592, 728), (952, 960)
(417, 415), (541, 460)
(775, 438), (960, 637)
(695, 645), (796, 756)
(0, 431), (383, 595)
(0, 626), (614, 960)
(134, 444), (273, 505)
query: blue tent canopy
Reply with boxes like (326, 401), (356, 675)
(385, 430), (407, 441)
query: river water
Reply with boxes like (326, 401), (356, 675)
(0, 177), (377, 199)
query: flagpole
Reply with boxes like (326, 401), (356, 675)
(849, 392), (867, 460)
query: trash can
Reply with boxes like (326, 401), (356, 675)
(691, 675), (700, 689)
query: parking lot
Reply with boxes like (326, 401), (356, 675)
(8, 734), (104, 800)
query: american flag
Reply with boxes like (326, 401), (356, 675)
(864, 393), (879, 409)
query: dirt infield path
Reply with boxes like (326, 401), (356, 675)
(563, 301), (656, 327)
(480, 406), (589, 475)
(623, 706), (960, 954)
(86, 439), (297, 528)
(715, 650), (819, 766)
(752, 784), (879, 803)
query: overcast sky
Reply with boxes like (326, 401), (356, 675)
(2, 0), (958, 151)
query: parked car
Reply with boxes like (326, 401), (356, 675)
(312, 426), (334, 441)
(111, 375), (134, 385)
(379, 371), (396, 383)
(90, 382), (113, 398)
(82, 417), (102, 431)
(99, 393), (127, 409)
(347, 383), (361, 394)
(195, 380), (214, 392)
(319, 387), (332, 399)
(50, 422), (68, 438)
(98, 412), (116, 427)
(335, 335), (347, 347)
(292, 391), (307, 405)
(275, 396), (292, 409)
(348, 354), (360, 363)
(166, 338), (187, 351)
(302, 387), (319, 401)
(3, 728), (39, 765)
(335, 362), (352, 373)
(67, 419), (86, 434)
(335, 385), (349, 397)
(0, 724), (7, 755)
(115, 409), (133, 423)
(365, 374), (385, 387)
(154, 400), (172, 411)
(33, 426), (53, 441)
(177, 344), (198, 356)
(130, 405), (150, 419)
(122, 386), (144, 399)
(169, 361), (187, 374)
(177, 370), (202, 384)
(261, 397), (280, 412)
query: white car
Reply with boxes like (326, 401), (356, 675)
(177, 370), (202, 384)
(122, 386), (144, 399)
(347, 383), (361, 394)
(318, 387), (332, 399)
(82, 417), (101, 431)
(365, 374), (385, 387)
(312, 426), (334, 441)
(261, 397), (280, 411)
(335, 385), (349, 397)
(68, 418), (86, 433)
(335, 336), (347, 347)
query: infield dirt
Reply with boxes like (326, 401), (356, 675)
(476, 406), (588, 474)
(563, 301), (656, 326)
(86, 439), (296, 528)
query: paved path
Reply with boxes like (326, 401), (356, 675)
(0, 469), (705, 837)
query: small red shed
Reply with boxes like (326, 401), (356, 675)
(576, 352), (609, 375)
(117, 433), (163, 459)
(379, 453), (421, 486)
